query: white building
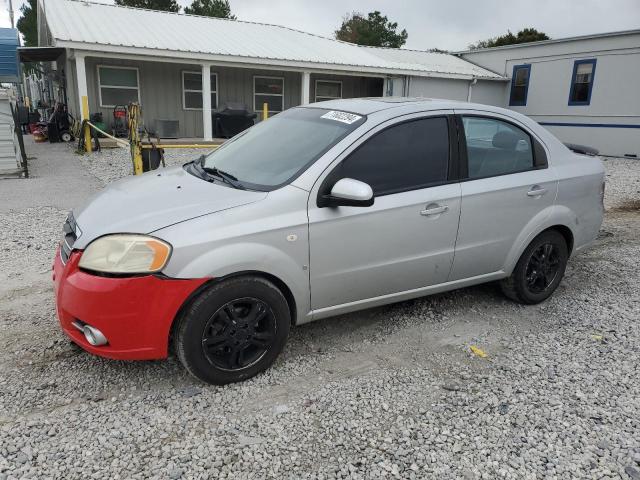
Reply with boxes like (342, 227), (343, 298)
(20, 0), (639, 157)
(456, 30), (640, 158)
(22, 0), (505, 139)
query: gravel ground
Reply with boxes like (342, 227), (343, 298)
(601, 157), (640, 210)
(77, 144), (212, 186)
(0, 143), (639, 479)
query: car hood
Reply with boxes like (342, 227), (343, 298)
(72, 166), (267, 248)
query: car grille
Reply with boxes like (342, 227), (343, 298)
(61, 213), (79, 264)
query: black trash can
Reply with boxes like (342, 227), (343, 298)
(213, 103), (257, 138)
(142, 148), (163, 172)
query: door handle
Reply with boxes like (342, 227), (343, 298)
(527, 186), (547, 197)
(420, 205), (449, 216)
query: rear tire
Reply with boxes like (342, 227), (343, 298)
(174, 276), (290, 385)
(500, 230), (568, 304)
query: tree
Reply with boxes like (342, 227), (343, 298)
(114, 0), (180, 13)
(184, 0), (235, 18)
(17, 0), (38, 47)
(335, 11), (408, 48)
(468, 28), (549, 50)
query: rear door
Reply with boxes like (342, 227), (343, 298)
(449, 112), (558, 281)
(307, 112), (462, 310)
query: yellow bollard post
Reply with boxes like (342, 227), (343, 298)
(263, 102), (268, 121)
(128, 103), (144, 175)
(132, 144), (143, 176)
(81, 95), (92, 153)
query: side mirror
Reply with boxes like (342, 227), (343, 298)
(319, 178), (374, 208)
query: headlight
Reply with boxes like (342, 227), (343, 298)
(79, 235), (172, 274)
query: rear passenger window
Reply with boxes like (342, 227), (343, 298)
(338, 117), (449, 195)
(462, 117), (534, 179)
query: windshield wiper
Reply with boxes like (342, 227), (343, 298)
(187, 156), (210, 181)
(190, 155), (245, 190)
(203, 166), (245, 190)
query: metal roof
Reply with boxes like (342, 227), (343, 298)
(43, 0), (504, 80)
(455, 28), (640, 54)
(361, 46), (504, 79)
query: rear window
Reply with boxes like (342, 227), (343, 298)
(462, 116), (534, 179)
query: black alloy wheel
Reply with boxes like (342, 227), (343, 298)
(500, 230), (569, 304)
(175, 276), (291, 385)
(202, 298), (276, 371)
(525, 243), (561, 294)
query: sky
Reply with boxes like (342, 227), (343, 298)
(1, 0), (639, 51)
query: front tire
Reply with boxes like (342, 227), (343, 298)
(500, 230), (568, 304)
(174, 276), (290, 385)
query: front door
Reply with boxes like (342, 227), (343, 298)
(308, 114), (461, 310)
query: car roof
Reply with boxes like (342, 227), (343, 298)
(302, 97), (546, 132)
(303, 97), (474, 115)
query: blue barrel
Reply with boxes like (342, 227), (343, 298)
(0, 28), (19, 83)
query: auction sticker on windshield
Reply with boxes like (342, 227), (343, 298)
(320, 111), (363, 124)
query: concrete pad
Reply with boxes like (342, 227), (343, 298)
(0, 136), (102, 213)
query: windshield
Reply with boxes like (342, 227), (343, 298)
(201, 108), (365, 190)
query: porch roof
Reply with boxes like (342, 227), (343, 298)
(42, 0), (505, 81)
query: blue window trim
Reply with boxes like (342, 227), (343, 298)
(508, 64), (531, 106)
(568, 58), (597, 106)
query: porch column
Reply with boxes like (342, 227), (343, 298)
(75, 53), (88, 120)
(202, 64), (212, 140)
(301, 71), (310, 105)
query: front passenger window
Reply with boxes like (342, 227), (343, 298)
(337, 117), (450, 196)
(462, 117), (534, 179)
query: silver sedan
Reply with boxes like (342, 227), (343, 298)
(54, 98), (605, 384)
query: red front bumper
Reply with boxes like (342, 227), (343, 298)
(53, 248), (209, 360)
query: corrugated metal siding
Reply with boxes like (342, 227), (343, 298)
(407, 76), (507, 106)
(309, 73), (383, 101)
(408, 77), (470, 101)
(44, 0), (503, 80)
(0, 91), (19, 172)
(467, 81), (505, 106)
(216, 66), (301, 114)
(84, 57), (303, 137)
(86, 58), (203, 137)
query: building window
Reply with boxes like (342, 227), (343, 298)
(254, 76), (284, 115)
(315, 80), (342, 102)
(98, 66), (140, 107)
(182, 71), (218, 110)
(509, 64), (530, 106)
(569, 59), (596, 106)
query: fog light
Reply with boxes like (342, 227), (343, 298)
(71, 321), (108, 346)
(82, 325), (108, 346)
